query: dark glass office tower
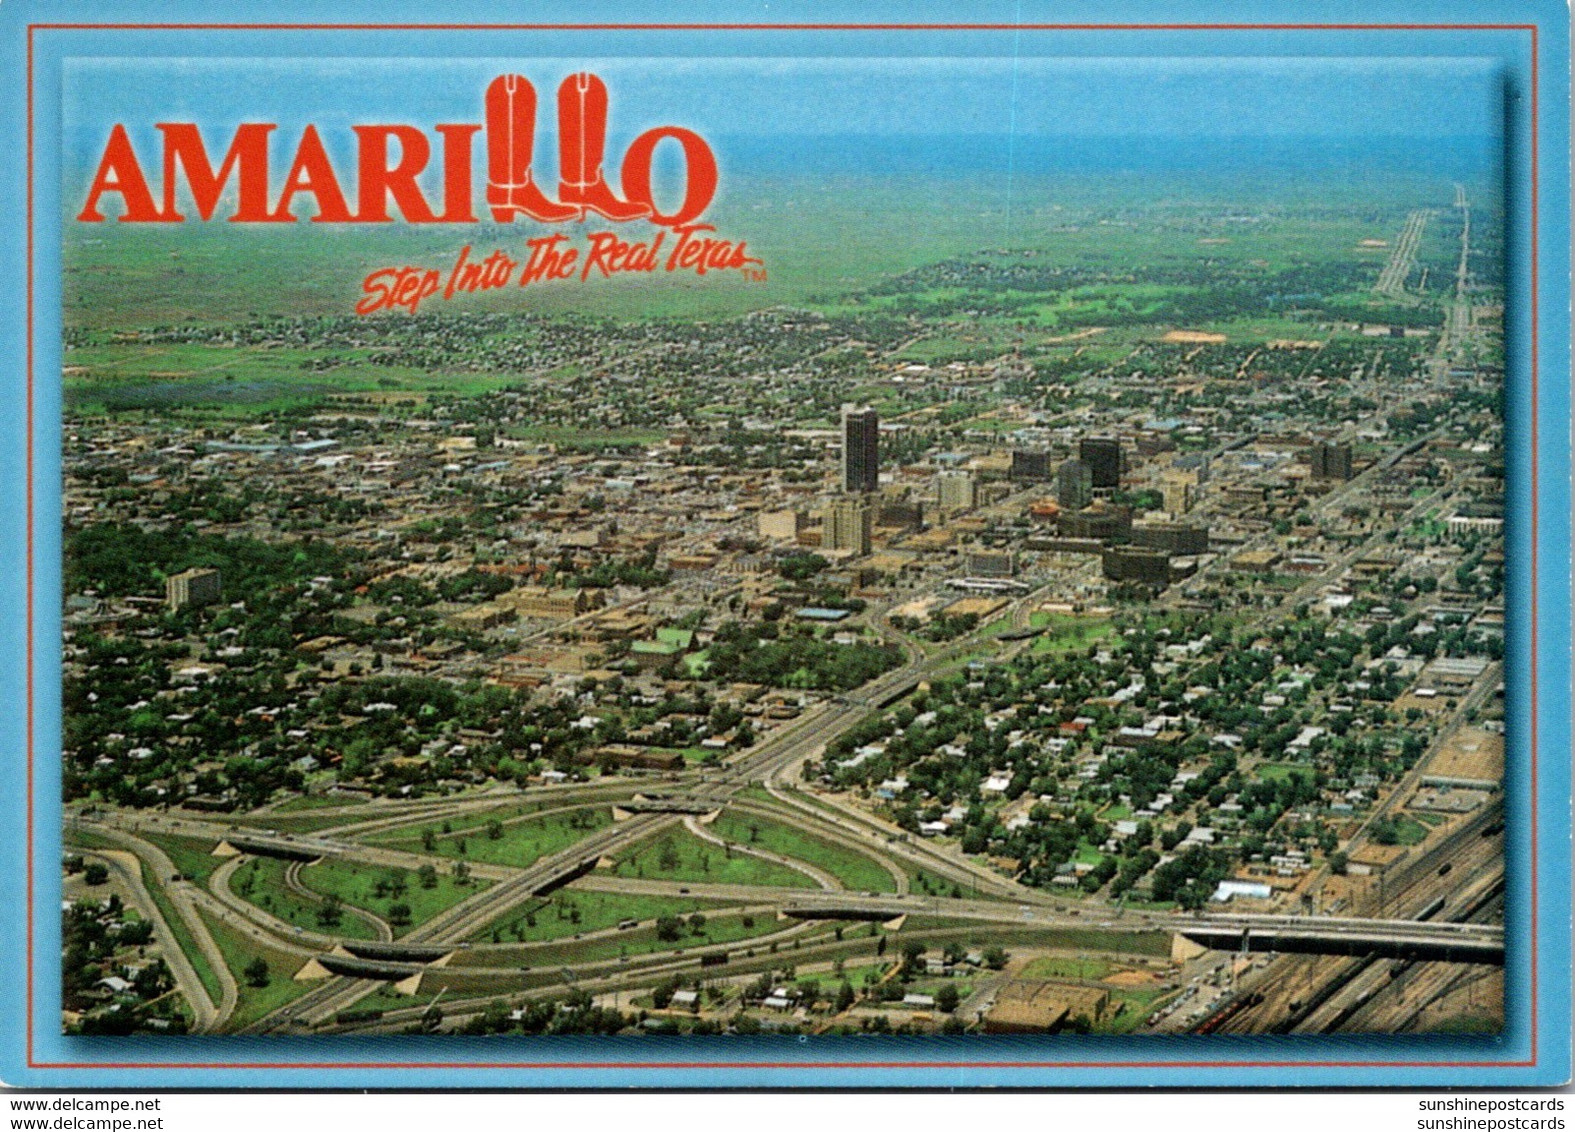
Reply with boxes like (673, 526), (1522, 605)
(841, 405), (880, 493)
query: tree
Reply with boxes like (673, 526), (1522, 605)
(982, 946), (1008, 970)
(1328, 850), (1349, 876)
(243, 957), (270, 988)
(388, 902), (412, 928)
(486, 819), (504, 841)
(83, 862), (109, 886)
(687, 912), (707, 936)
(315, 894), (343, 929)
(417, 863), (438, 889)
(935, 984), (961, 1014)
(655, 915), (683, 942)
(836, 980), (856, 1012)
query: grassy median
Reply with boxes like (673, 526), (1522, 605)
(611, 827), (817, 889)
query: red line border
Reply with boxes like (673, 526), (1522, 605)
(24, 19), (1543, 1070)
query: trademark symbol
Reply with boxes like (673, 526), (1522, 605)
(743, 267), (768, 283)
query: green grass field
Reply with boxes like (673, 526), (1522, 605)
(896, 917), (1173, 958)
(708, 811), (898, 893)
(469, 889), (737, 945)
(1029, 616), (1114, 654)
(352, 982), (427, 1016)
(611, 827), (818, 889)
(227, 856), (381, 941)
(267, 794), (368, 814)
(248, 811), (396, 835)
(904, 864), (989, 900)
(1020, 955), (1118, 981)
(193, 907), (313, 1031)
(136, 831), (227, 888)
(366, 806), (612, 870)
(138, 861), (225, 1009)
(1384, 815), (1433, 846)
(456, 907), (803, 969)
(1255, 761), (1316, 784)
(1096, 983), (1184, 1034)
(744, 789), (960, 895)
(296, 857), (487, 938)
(65, 170), (1452, 334)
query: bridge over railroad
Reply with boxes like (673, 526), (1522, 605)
(1175, 913), (1503, 965)
(780, 899), (1504, 964)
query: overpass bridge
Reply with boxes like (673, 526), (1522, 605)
(616, 797), (725, 816)
(781, 899), (1504, 964)
(219, 833), (344, 863)
(1176, 914), (1503, 965)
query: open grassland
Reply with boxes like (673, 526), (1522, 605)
(366, 806), (611, 870)
(454, 907), (800, 969)
(193, 907), (312, 1030)
(708, 811), (897, 893)
(267, 794), (368, 813)
(62, 172), (1466, 430)
(611, 827), (818, 889)
(296, 857), (487, 938)
(66, 172), (1450, 336)
(1031, 616), (1115, 654)
(227, 856), (381, 941)
(1020, 955), (1122, 981)
(738, 787), (966, 898)
(244, 810), (399, 835)
(1254, 761), (1317, 784)
(467, 889), (737, 945)
(895, 917), (1173, 959)
(136, 831), (226, 888)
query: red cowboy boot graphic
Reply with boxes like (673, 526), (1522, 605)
(484, 74), (579, 223)
(558, 72), (651, 222)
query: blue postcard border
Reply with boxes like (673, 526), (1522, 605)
(0, 0), (1568, 1090)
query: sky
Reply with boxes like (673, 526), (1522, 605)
(64, 54), (1505, 171)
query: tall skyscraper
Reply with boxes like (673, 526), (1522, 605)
(1079, 437), (1123, 490)
(1311, 441), (1354, 481)
(1056, 458), (1094, 511)
(1161, 469), (1199, 515)
(936, 470), (979, 514)
(841, 405), (880, 493)
(824, 497), (873, 555)
(166, 568), (222, 612)
(1009, 449), (1052, 483)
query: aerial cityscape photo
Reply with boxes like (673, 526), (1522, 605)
(57, 56), (1507, 1038)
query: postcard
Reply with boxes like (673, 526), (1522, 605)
(1, 0), (1568, 1089)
